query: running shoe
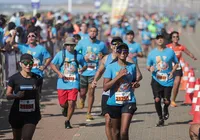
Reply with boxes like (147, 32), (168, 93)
(86, 113), (94, 121)
(65, 120), (72, 129)
(170, 101), (177, 107)
(62, 107), (68, 117)
(155, 119), (164, 127)
(78, 100), (85, 109)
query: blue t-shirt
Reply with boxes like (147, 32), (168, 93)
(104, 61), (137, 106)
(141, 31), (151, 45)
(51, 50), (86, 90)
(78, 32), (89, 40)
(76, 39), (108, 76)
(104, 54), (115, 68)
(111, 27), (126, 37)
(147, 47), (178, 87)
(0, 27), (4, 47)
(124, 41), (142, 63)
(18, 44), (51, 77)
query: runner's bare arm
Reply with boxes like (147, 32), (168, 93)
(183, 48), (197, 60)
(103, 68), (127, 91)
(136, 63), (142, 82)
(93, 55), (107, 82)
(40, 57), (52, 71)
(50, 63), (64, 79)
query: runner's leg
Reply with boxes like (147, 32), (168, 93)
(21, 124), (36, 140)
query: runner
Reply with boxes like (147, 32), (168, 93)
(141, 28), (151, 57)
(50, 37), (87, 129)
(76, 26), (108, 121)
(91, 37), (142, 140)
(78, 22), (89, 40)
(6, 53), (42, 140)
(166, 31), (197, 107)
(13, 31), (52, 93)
(124, 30), (143, 63)
(147, 34), (179, 126)
(103, 43), (140, 140)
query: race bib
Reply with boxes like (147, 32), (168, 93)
(156, 72), (168, 81)
(87, 63), (97, 71)
(19, 99), (35, 112)
(33, 58), (40, 69)
(63, 74), (76, 82)
(115, 92), (131, 105)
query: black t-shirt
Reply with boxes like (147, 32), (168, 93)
(8, 72), (42, 114)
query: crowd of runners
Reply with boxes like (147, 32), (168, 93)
(0, 10), (199, 140)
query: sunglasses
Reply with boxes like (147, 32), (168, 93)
(21, 60), (34, 66)
(112, 41), (121, 46)
(117, 49), (129, 54)
(28, 35), (36, 38)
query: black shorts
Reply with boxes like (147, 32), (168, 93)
(174, 69), (183, 77)
(80, 75), (94, 88)
(9, 112), (41, 129)
(151, 78), (172, 100)
(101, 95), (109, 116)
(108, 103), (137, 119)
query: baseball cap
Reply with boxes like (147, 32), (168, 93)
(111, 37), (123, 45)
(20, 53), (33, 62)
(116, 43), (129, 51)
(126, 30), (134, 35)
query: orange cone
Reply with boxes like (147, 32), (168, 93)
(180, 63), (189, 91)
(184, 69), (195, 105)
(190, 79), (200, 115)
(189, 103), (200, 124)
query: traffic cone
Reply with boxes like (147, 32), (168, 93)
(190, 79), (200, 115)
(189, 104), (200, 124)
(184, 69), (195, 105)
(180, 63), (189, 91)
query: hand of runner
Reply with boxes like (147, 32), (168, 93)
(84, 54), (90, 62)
(91, 81), (97, 88)
(169, 72), (173, 79)
(193, 56), (197, 60)
(131, 82), (140, 89)
(58, 73), (64, 79)
(150, 66), (155, 73)
(14, 91), (25, 98)
(39, 66), (45, 71)
(117, 68), (127, 78)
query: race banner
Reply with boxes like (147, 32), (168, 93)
(110, 0), (129, 25)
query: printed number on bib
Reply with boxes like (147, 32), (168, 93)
(115, 92), (131, 105)
(19, 99), (35, 112)
(156, 72), (168, 81)
(64, 74), (76, 82)
(87, 63), (97, 71)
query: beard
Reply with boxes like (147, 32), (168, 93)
(90, 36), (96, 40)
